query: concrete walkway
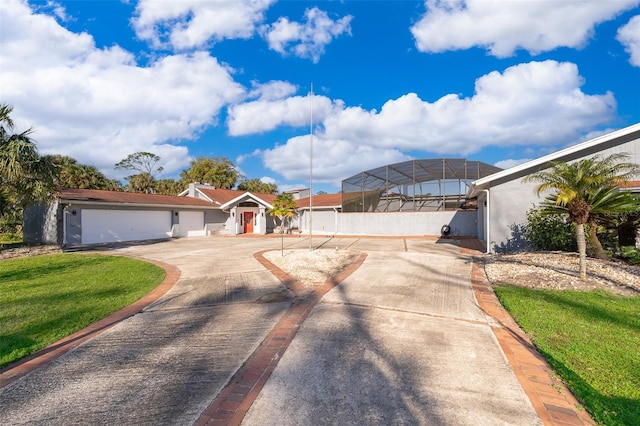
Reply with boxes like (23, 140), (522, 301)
(0, 236), (592, 425)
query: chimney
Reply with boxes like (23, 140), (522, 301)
(188, 182), (197, 198)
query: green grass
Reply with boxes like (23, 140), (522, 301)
(494, 286), (640, 426)
(0, 253), (165, 368)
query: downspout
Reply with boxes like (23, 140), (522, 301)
(62, 204), (68, 247)
(482, 189), (490, 253)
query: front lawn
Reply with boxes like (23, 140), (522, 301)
(495, 286), (640, 426)
(0, 253), (165, 368)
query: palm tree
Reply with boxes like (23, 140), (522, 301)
(44, 155), (122, 191)
(126, 172), (155, 193)
(0, 103), (55, 217)
(270, 193), (297, 234)
(237, 178), (278, 194)
(524, 153), (640, 279)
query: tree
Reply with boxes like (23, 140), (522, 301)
(270, 193), (297, 234)
(179, 157), (240, 189)
(44, 155), (121, 191)
(115, 152), (164, 194)
(0, 103), (55, 219)
(237, 178), (278, 194)
(125, 172), (156, 193)
(114, 152), (164, 176)
(154, 178), (183, 195)
(524, 153), (640, 279)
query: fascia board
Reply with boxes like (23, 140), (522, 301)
(220, 192), (274, 210)
(60, 200), (220, 210)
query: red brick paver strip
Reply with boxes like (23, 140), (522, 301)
(460, 242), (595, 426)
(0, 258), (181, 388)
(195, 251), (367, 426)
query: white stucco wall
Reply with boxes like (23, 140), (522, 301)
(298, 209), (478, 237)
(485, 132), (640, 253)
(336, 210), (477, 236)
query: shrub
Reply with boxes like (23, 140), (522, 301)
(525, 207), (577, 252)
(618, 246), (640, 265)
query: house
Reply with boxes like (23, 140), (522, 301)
(23, 188), (218, 246)
(23, 124), (639, 250)
(178, 183), (278, 235)
(468, 122), (640, 253)
(23, 183), (279, 247)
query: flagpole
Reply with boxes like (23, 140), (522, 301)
(309, 83), (313, 251)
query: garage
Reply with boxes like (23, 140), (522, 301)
(178, 211), (205, 237)
(81, 209), (172, 244)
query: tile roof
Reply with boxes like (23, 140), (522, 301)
(197, 188), (278, 207)
(58, 188), (217, 208)
(619, 180), (640, 188)
(296, 193), (342, 209)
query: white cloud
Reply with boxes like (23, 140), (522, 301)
(260, 176), (276, 184)
(236, 149), (262, 165)
(261, 6), (352, 63)
(617, 15), (640, 66)
(36, 0), (70, 22)
(320, 61), (615, 153)
(0, 0), (245, 177)
(133, 0), (275, 50)
(247, 80), (298, 101)
(262, 136), (410, 185)
(411, 0), (640, 57)
(493, 158), (532, 170)
(227, 93), (339, 135)
(257, 60), (616, 182)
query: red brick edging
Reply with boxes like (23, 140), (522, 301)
(0, 257), (181, 388)
(461, 245), (595, 426)
(195, 251), (367, 425)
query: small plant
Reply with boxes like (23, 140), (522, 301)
(618, 246), (640, 265)
(525, 207), (577, 252)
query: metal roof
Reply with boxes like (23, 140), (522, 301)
(341, 158), (502, 212)
(342, 158), (502, 190)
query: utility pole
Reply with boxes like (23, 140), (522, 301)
(309, 83), (313, 250)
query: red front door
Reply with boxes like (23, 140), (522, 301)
(243, 212), (254, 233)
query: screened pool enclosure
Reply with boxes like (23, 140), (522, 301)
(341, 158), (502, 212)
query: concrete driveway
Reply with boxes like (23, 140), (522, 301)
(0, 236), (541, 425)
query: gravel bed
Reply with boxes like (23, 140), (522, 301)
(0, 245), (62, 260)
(263, 248), (359, 286)
(483, 251), (640, 296)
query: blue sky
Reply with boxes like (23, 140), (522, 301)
(1, 0), (639, 193)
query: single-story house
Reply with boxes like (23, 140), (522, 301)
(24, 123), (639, 251)
(178, 184), (278, 235)
(23, 183), (280, 246)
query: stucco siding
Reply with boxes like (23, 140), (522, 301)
(23, 201), (60, 245)
(337, 210), (477, 236)
(300, 210), (337, 233)
(488, 179), (541, 253)
(204, 209), (229, 234)
(484, 131), (640, 252)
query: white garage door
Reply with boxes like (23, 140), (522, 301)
(178, 211), (205, 237)
(81, 209), (172, 244)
